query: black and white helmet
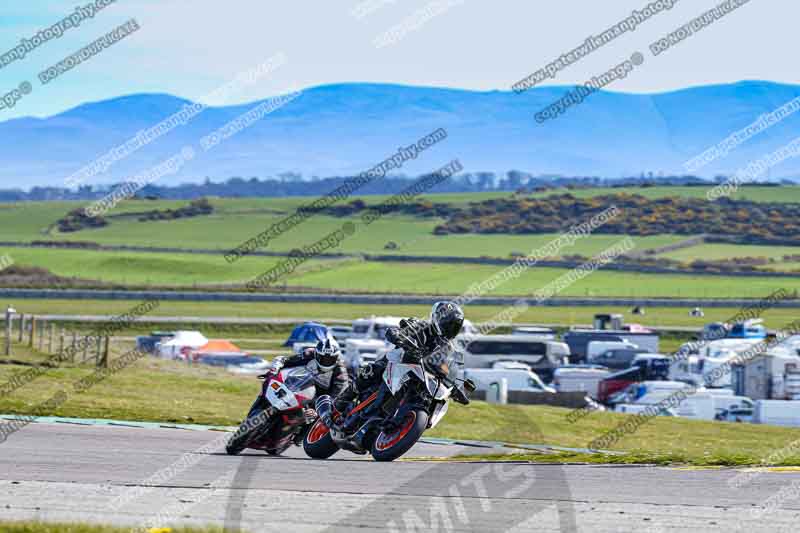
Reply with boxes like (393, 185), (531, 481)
(430, 301), (465, 340)
(314, 338), (341, 371)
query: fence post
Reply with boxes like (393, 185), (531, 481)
(4, 313), (11, 356)
(96, 336), (103, 366)
(101, 337), (110, 368)
(59, 328), (65, 357)
(82, 334), (89, 362)
(49, 324), (55, 354)
(72, 332), (77, 363)
(38, 320), (44, 351)
(18, 314), (25, 342)
(29, 316), (36, 348)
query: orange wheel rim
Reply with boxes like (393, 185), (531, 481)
(375, 412), (417, 451)
(307, 419), (329, 444)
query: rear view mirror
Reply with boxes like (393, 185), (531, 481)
(463, 379), (477, 393)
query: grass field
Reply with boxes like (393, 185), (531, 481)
(2, 341), (800, 466)
(4, 188), (800, 298)
(6, 188), (800, 255)
(3, 245), (800, 297)
(5, 298), (799, 330)
(285, 261), (800, 298)
(4, 202), (685, 258)
(0, 246), (291, 286)
(660, 243), (800, 270)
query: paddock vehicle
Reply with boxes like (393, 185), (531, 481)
(465, 367), (555, 393)
(225, 364), (317, 456)
(596, 354), (671, 404)
(304, 347), (474, 462)
(459, 334), (569, 382)
(343, 316), (402, 374)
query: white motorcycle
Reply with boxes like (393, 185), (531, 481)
(303, 346), (475, 462)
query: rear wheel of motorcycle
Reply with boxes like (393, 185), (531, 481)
(226, 409), (270, 456)
(303, 418), (339, 459)
(371, 409), (428, 462)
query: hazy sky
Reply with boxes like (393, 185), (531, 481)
(0, 0), (792, 120)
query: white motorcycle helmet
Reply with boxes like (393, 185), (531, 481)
(314, 338), (341, 371)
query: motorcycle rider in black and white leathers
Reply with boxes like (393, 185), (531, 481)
(271, 337), (350, 399)
(319, 301), (469, 430)
(271, 338), (349, 442)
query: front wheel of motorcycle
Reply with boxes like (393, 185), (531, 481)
(371, 409), (429, 462)
(303, 418), (339, 459)
(226, 408), (271, 456)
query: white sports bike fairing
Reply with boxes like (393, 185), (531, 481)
(265, 367), (315, 411)
(382, 354), (454, 429)
(265, 380), (298, 410)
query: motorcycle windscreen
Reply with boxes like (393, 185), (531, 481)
(423, 349), (462, 384)
(266, 367), (315, 409)
(282, 367), (316, 391)
(383, 361), (426, 395)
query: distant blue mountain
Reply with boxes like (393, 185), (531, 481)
(2, 81), (800, 188)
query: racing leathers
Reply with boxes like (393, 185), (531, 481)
(332, 317), (468, 418)
(276, 347), (350, 399)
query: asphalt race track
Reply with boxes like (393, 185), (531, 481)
(1, 423), (799, 532)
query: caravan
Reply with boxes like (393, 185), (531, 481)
(671, 338), (763, 388)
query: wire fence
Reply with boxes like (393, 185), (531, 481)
(3, 312), (111, 367)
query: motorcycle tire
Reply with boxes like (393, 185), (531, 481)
(303, 418), (339, 459)
(226, 408), (271, 456)
(371, 409), (428, 462)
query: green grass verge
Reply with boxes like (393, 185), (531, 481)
(2, 344), (800, 466)
(428, 402), (800, 467)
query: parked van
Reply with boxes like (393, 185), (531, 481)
(754, 400), (800, 427)
(464, 368), (555, 394)
(552, 365), (611, 397)
(460, 335), (570, 382)
(591, 347), (649, 370)
(587, 340), (639, 364)
(622, 380), (695, 405)
(672, 394), (717, 420)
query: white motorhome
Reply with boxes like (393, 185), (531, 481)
(459, 334), (570, 382)
(671, 338), (764, 388)
(464, 368), (555, 394)
(732, 348), (800, 401)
